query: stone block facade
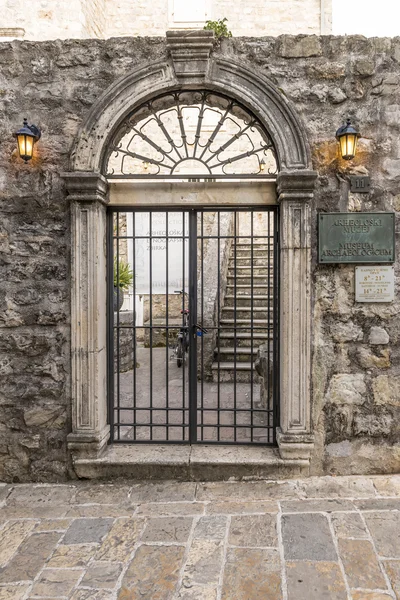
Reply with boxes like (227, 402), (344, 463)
(0, 33), (399, 481)
(1, 0), (332, 41)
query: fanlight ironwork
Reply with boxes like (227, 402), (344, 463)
(104, 91), (278, 178)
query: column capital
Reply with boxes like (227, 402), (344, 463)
(61, 172), (109, 204)
(277, 170), (318, 201)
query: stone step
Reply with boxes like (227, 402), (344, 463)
(219, 331), (271, 339)
(226, 284), (273, 289)
(231, 250), (273, 255)
(227, 276), (273, 285)
(215, 347), (258, 361)
(73, 445), (309, 481)
(234, 249), (273, 257)
(236, 242), (274, 247)
(228, 271), (274, 280)
(218, 336), (272, 348)
(222, 307), (272, 319)
(224, 295), (274, 308)
(220, 318), (273, 325)
(229, 263), (274, 269)
(229, 259), (274, 267)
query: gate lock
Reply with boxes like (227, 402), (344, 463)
(194, 324), (208, 337)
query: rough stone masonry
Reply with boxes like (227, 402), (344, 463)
(0, 34), (399, 481)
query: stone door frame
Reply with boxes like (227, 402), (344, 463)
(62, 30), (317, 464)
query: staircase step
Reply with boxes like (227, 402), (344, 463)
(226, 284), (273, 289)
(219, 332), (270, 339)
(224, 297), (274, 308)
(220, 318), (273, 325)
(225, 294), (272, 300)
(216, 347), (258, 355)
(227, 278), (273, 285)
(228, 265), (274, 270)
(222, 308), (273, 317)
(218, 332), (272, 347)
(230, 255), (273, 259)
(212, 361), (254, 370)
(236, 243), (274, 247)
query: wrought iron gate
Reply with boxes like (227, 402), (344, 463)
(108, 207), (279, 445)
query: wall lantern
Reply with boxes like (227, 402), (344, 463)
(260, 159), (266, 172)
(336, 119), (360, 161)
(14, 118), (41, 162)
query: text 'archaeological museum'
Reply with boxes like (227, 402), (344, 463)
(0, 0), (399, 482)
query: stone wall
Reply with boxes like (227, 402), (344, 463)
(1, 0), (331, 41)
(0, 34), (399, 480)
(1, 0), (88, 41)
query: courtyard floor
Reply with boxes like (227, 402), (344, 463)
(0, 475), (399, 599)
(116, 347), (270, 444)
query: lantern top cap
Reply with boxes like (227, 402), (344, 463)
(14, 118), (41, 141)
(336, 118), (360, 140)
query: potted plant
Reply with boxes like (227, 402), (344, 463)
(114, 258), (133, 311)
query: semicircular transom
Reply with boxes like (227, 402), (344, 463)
(105, 90), (278, 178)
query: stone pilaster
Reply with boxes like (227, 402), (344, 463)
(62, 172), (110, 458)
(276, 170), (317, 460)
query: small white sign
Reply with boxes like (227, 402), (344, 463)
(355, 266), (395, 303)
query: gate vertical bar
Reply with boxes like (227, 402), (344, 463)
(132, 212), (137, 441)
(273, 207), (280, 444)
(200, 211), (204, 441)
(107, 211), (114, 442)
(267, 209), (272, 441)
(250, 210), (254, 442)
(116, 213), (120, 440)
(149, 212), (153, 441)
(182, 212), (186, 440)
(165, 211), (169, 441)
(189, 209), (198, 444)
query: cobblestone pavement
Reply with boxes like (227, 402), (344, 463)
(0, 475), (399, 599)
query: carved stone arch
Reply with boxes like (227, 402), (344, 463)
(70, 58), (311, 173)
(63, 31), (317, 473)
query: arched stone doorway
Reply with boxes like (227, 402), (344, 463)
(62, 30), (317, 475)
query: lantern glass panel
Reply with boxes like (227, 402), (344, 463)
(17, 133), (34, 161)
(339, 132), (357, 160)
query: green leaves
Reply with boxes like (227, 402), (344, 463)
(204, 17), (232, 40)
(114, 259), (133, 290)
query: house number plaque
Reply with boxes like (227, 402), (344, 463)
(355, 266), (395, 303)
(318, 212), (395, 264)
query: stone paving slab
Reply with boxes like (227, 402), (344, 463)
(0, 474), (398, 599)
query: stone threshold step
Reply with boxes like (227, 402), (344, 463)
(73, 444), (309, 480)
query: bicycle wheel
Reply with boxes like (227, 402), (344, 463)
(176, 341), (183, 368)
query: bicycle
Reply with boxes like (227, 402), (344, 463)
(171, 290), (208, 367)
(172, 290), (189, 368)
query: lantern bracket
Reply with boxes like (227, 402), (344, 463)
(14, 119), (41, 142)
(27, 123), (41, 141)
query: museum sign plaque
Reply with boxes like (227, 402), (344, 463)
(318, 212), (395, 264)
